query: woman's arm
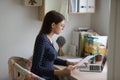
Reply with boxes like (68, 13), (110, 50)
(54, 58), (78, 66)
(54, 58), (67, 66)
(54, 65), (74, 76)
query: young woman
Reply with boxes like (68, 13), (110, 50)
(31, 10), (77, 80)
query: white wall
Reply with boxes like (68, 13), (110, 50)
(0, 0), (42, 79)
(91, 0), (110, 35)
(0, 0), (91, 80)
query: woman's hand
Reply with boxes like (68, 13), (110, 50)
(61, 65), (74, 76)
(54, 65), (74, 76)
(67, 61), (80, 69)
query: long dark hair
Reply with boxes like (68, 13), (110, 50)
(39, 10), (65, 35)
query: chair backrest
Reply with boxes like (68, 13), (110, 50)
(8, 56), (45, 80)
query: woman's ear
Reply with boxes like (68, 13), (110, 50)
(51, 23), (55, 29)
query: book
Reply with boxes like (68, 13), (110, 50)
(70, 0), (78, 12)
(84, 35), (108, 55)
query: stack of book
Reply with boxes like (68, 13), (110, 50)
(72, 27), (97, 57)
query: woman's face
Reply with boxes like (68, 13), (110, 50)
(52, 20), (65, 34)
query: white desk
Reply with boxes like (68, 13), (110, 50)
(54, 56), (107, 80)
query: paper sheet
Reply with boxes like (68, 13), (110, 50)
(66, 58), (82, 62)
(73, 55), (96, 67)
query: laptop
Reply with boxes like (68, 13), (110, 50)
(79, 55), (107, 72)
